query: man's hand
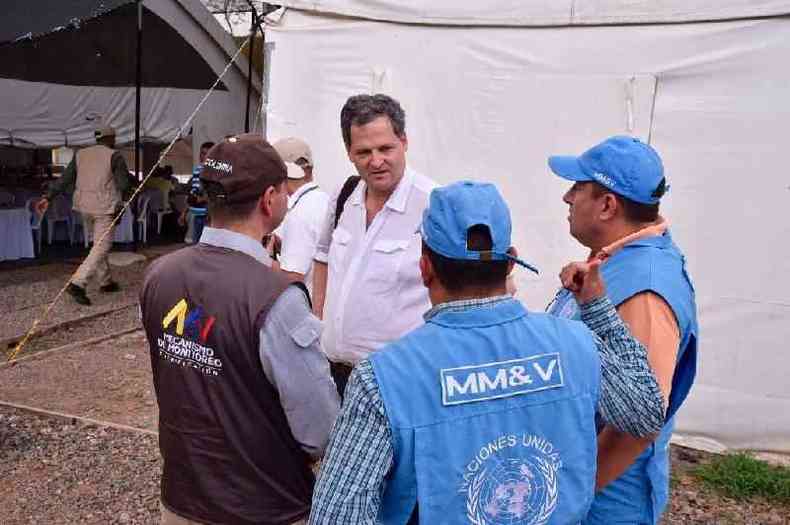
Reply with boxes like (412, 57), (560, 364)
(34, 197), (49, 216)
(560, 258), (605, 305)
(264, 233), (281, 259)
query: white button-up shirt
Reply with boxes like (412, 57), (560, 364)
(315, 167), (437, 364)
(278, 181), (330, 296)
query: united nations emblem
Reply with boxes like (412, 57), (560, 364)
(462, 434), (560, 525)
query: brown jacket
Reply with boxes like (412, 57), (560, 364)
(140, 244), (315, 525)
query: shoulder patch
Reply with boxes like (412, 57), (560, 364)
(440, 353), (563, 406)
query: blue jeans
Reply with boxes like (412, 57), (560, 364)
(192, 214), (206, 244)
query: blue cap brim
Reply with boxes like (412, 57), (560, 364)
(548, 156), (592, 182)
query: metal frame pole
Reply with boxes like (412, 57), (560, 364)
(135, 0), (143, 182)
(244, 11), (257, 133)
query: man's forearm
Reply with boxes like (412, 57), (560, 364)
(579, 296), (664, 437)
(310, 362), (391, 524)
(47, 159), (76, 198)
(112, 153), (131, 197)
(595, 426), (653, 490)
(312, 261), (328, 318)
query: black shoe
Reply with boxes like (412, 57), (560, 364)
(99, 281), (121, 293)
(66, 283), (91, 306)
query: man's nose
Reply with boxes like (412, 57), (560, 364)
(370, 151), (386, 168)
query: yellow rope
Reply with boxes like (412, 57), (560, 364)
(6, 38), (251, 363)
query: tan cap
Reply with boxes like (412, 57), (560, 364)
(94, 126), (116, 140)
(272, 137), (313, 167)
(200, 134), (286, 204)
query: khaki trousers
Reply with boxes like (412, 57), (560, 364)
(160, 503), (306, 525)
(72, 213), (115, 289)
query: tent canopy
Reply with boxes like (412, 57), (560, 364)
(0, 0), (260, 150)
(1, 0), (225, 90)
(276, 0), (790, 26)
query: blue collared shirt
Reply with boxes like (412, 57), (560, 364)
(309, 295), (665, 524)
(199, 227), (340, 458)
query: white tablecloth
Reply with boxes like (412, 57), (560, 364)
(115, 208), (134, 243)
(0, 207), (34, 261)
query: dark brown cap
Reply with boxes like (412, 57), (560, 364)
(200, 134), (286, 204)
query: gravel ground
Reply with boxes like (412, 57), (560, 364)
(0, 405), (160, 525)
(3, 399), (788, 525)
(0, 330), (157, 432)
(666, 446), (790, 524)
(2, 243), (182, 358)
(2, 242), (789, 524)
(9, 305), (141, 358)
(1, 260), (145, 343)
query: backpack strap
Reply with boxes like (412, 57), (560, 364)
(333, 175), (361, 229)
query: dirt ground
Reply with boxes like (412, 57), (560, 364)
(1, 246), (789, 524)
(1, 332), (788, 524)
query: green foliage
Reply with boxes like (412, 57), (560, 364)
(693, 453), (790, 504)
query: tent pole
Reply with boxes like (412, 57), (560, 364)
(244, 11), (257, 133)
(135, 0), (142, 182)
(134, 0), (143, 249)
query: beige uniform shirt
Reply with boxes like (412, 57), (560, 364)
(597, 218), (680, 403)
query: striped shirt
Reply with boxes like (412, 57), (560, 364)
(309, 295), (665, 524)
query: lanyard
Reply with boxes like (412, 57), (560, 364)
(290, 185), (319, 211)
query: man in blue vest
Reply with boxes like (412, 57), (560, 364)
(546, 136), (698, 524)
(310, 180), (667, 524)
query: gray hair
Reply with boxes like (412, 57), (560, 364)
(340, 94), (406, 148)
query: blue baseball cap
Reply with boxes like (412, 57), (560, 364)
(421, 181), (539, 274)
(548, 136), (666, 205)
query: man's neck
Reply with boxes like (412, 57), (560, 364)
(588, 218), (664, 255)
(430, 285), (509, 307)
(210, 220), (266, 243)
(287, 178), (312, 196)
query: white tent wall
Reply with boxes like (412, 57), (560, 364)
(165, 0), (263, 163)
(264, 9), (790, 453)
(277, 0), (790, 25)
(0, 0), (260, 166)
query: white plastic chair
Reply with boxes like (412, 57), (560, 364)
(71, 212), (92, 247)
(45, 194), (73, 244)
(154, 205), (173, 235)
(136, 196), (150, 244)
(25, 198), (43, 255)
(142, 188), (172, 235)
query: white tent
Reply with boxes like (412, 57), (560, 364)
(263, 1), (790, 454)
(0, 0), (261, 164)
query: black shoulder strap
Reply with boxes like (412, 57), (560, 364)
(289, 281), (313, 311)
(334, 175), (361, 229)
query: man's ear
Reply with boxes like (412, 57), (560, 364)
(400, 134), (409, 153)
(599, 193), (619, 222)
(506, 247), (517, 276)
(260, 187), (275, 218)
(419, 252), (434, 288)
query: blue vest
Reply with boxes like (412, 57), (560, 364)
(547, 230), (698, 518)
(370, 299), (602, 525)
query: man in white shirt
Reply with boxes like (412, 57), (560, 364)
(312, 94), (437, 395)
(271, 137), (330, 296)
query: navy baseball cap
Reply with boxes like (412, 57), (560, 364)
(548, 136), (666, 205)
(421, 181), (539, 274)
